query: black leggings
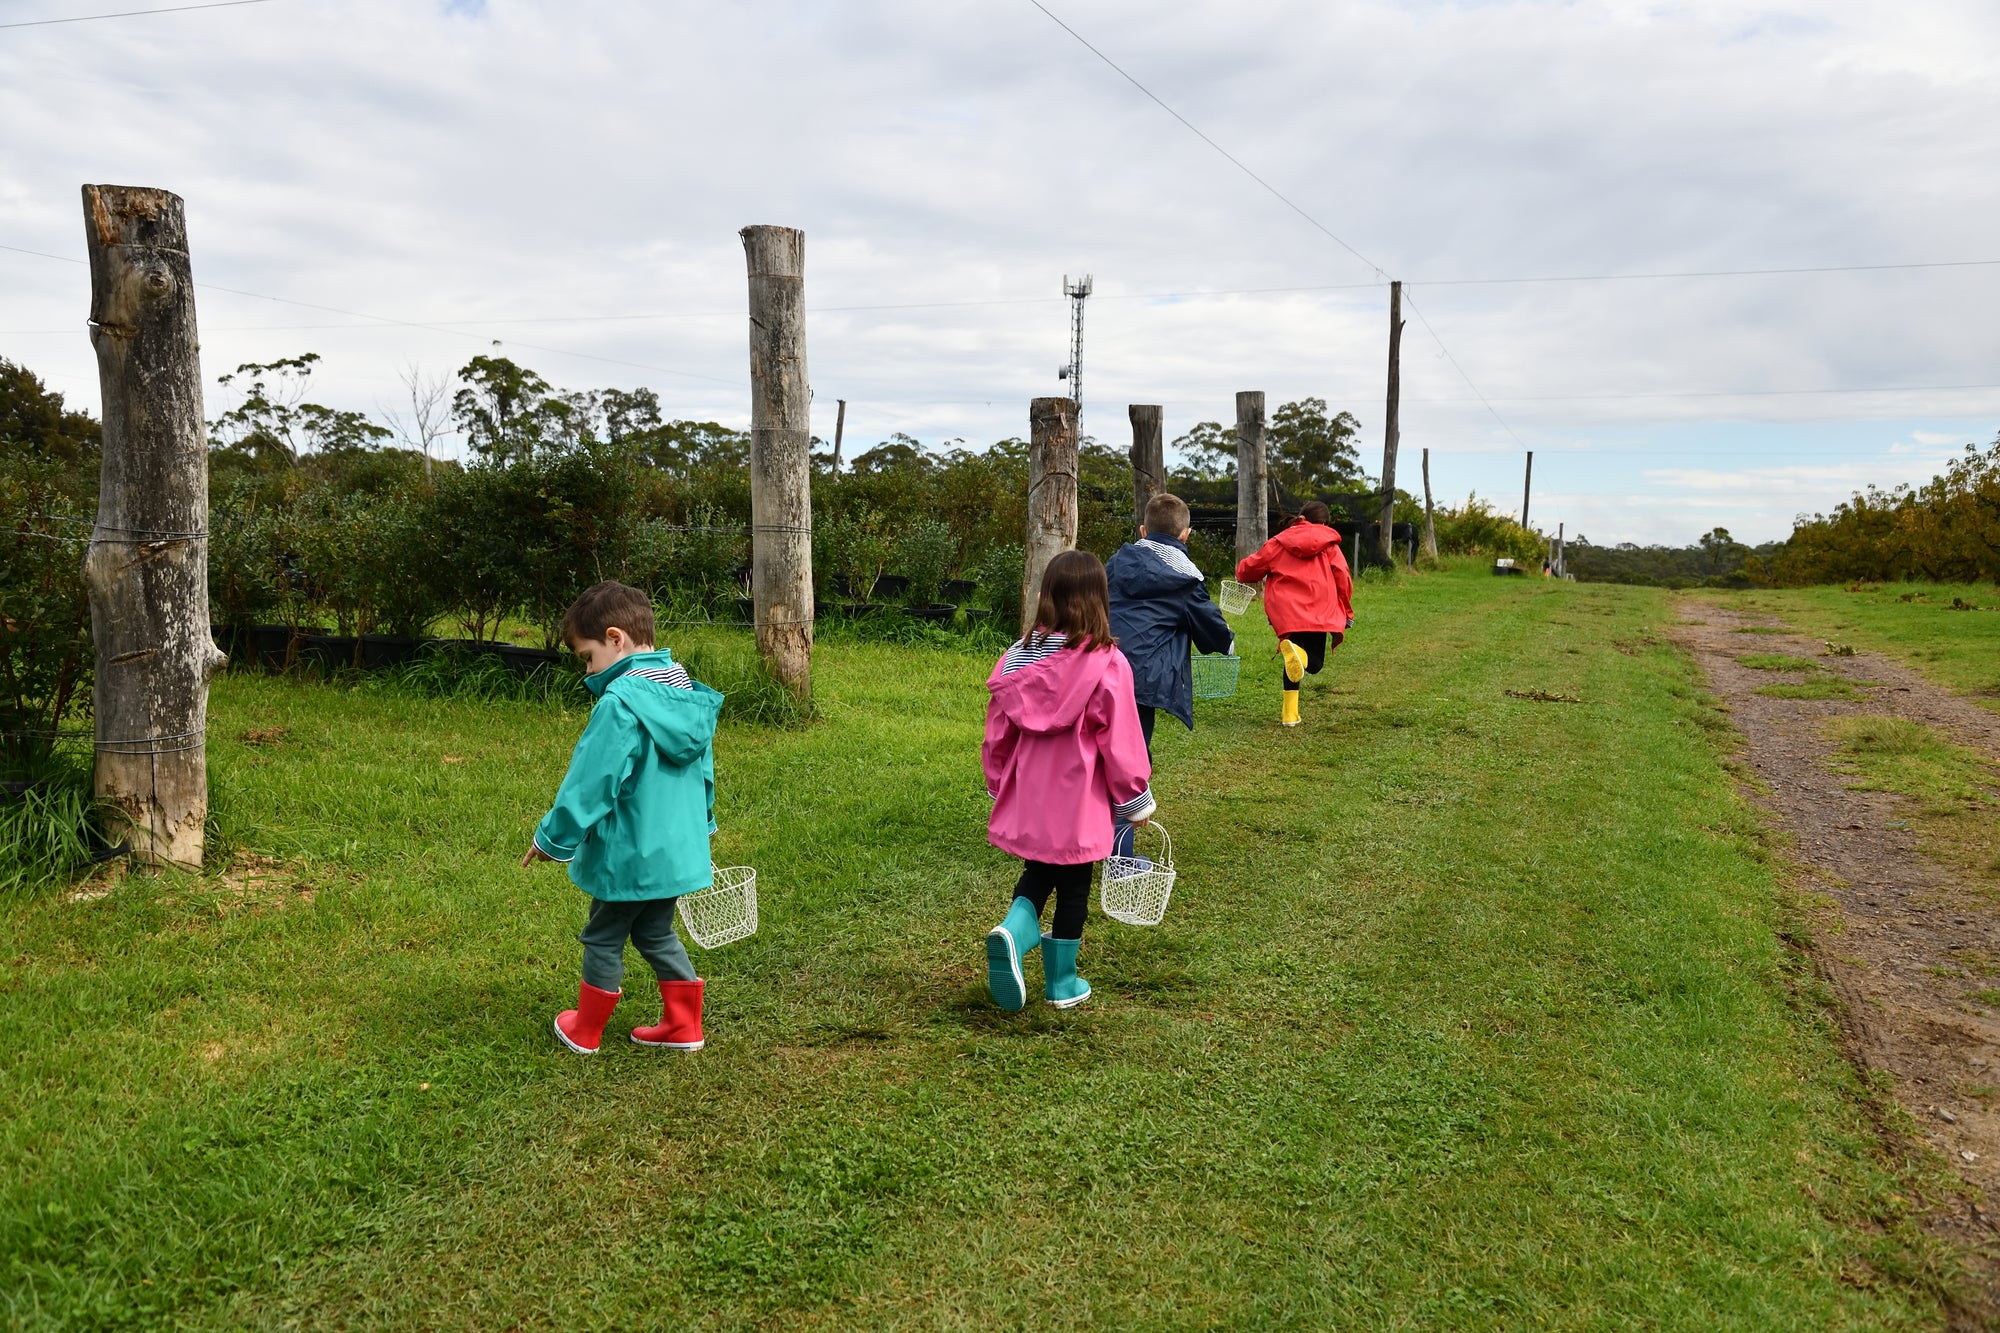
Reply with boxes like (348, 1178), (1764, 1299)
(1280, 631), (1342, 692)
(1013, 860), (1091, 941)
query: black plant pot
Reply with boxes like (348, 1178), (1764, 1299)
(249, 624), (323, 671)
(965, 607), (994, 621)
(358, 635), (421, 670)
(838, 602), (884, 618)
(940, 579), (977, 603)
(498, 644), (564, 678)
(734, 596), (755, 625)
(873, 574), (910, 599)
(303, 635), (361, 671)
(902, 603), (958, 623)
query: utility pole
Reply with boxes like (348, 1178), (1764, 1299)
(1557, 522), (1566, 579)
(1421, 446), (1438, 560)
(832, 398), (846, 472)
(1521, 450), (1534, 531)
(1056, 274), (1092, 412)
(741, 225), (813, 701)
(81, 184), (227, 868)
(1377, 279), (1404, 566)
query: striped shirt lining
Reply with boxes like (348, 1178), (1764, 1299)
(628, 663), (695, 690)
(999, 632), (1068, 675)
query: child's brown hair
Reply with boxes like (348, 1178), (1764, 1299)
(561, 581), (656, 648)
(1142, 492), (1191, 536)
(1029, 549), (1115, 652)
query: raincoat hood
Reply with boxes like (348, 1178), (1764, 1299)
(987, 642), (1122, 735)
(1108, 536), (1203, 600)
(1273, 522), (1342, 557)
(535, 647), (723, 900)
(587, 649), (722, 765)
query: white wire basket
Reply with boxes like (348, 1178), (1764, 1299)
(1101, 821), (1176, 926)
(1191, 653), (1240, 700)
(1218, 579), (1257, 616)
(678, 865), (759, 948)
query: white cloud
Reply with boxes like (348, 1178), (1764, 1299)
(0, 0), (1996, 544)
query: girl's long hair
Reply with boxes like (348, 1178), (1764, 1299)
(1028, 549), (1115, 652)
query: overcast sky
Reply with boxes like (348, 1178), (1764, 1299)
(3, 0), (1997, 544)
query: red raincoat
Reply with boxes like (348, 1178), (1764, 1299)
(1234, 522), (1354, 637)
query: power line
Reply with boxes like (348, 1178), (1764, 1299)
(1421, 258), (2000, 286)
(0, 0), (277, 30)
(1021, 2), (1546, 458)
(1024, 0), (1388, 281)
(1400, 287), (1531, 449)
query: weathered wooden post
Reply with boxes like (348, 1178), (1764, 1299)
(1557, 522), (1566, 578)
(1521, 450), (1534, 531)
(1234, 391), (1267, 562)
(1127, 404), (1164, 532)
(1421, 446), (1439, 560)
(81, 185), (226, 869)
(832, 398), (846, 472)
(1022, 397), (1079, 636)
(741, 225), (812, 700)
(1377, 280), (1405, 565)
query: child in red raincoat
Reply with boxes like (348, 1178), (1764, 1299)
(1234, 500), (1354, 727)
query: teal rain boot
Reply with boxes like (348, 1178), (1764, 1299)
(985, 897), (1043, 1012)
(1041, 934), (1092, 1009)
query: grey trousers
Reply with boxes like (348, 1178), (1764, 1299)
(579, 897), (695, 990)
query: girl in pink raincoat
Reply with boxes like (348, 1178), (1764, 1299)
(981, 549), (1156, 1012)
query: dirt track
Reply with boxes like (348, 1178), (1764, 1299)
(1674, 600), (2000, 1322)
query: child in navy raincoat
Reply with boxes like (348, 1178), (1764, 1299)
(1106, 492), (1236, 747)
(1105, 493), (1234, 856)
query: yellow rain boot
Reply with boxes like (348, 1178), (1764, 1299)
(1279, 638), (1307, 684)
(1281, 690), (1301, 727)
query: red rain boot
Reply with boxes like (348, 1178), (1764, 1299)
(630, 978), (705, 1051)
(553, 981), (621, 1054)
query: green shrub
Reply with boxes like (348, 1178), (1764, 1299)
(972, 543), (1024, 625)
(897, 519), (956, 605)
(0, 460), (93, 773)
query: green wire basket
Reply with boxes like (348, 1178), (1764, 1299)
(1191, 652), (1240, 700)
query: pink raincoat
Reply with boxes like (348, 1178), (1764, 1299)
(983, 644), (1154, 864)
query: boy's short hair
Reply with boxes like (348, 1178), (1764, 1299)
(1143, 492), (1191, 536)
(562, 581), (656, 647)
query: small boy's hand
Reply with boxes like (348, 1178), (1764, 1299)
(520, 845), (555, 867)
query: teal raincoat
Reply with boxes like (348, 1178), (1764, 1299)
(532, 650), (725, 901)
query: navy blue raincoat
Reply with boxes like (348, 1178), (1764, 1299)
(1106, 535), (1235, 730)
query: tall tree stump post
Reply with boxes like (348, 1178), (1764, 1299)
(1234, 391), (1267, 563)
(741, 225), (813, 700)
(1377, 280), (1405, 565)
(1127, 404), (1164, 532)
(1521, 450), (1534, 532)
(1022, 397), (1079, 636)
(81, 185), (226, 869)
(1421, 446), (1439, 560)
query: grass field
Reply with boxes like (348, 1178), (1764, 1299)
(0, 565), (1963, 1329)
(1726, 582), (2000, 703)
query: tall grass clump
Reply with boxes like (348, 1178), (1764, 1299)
(0, 755), (103, 893)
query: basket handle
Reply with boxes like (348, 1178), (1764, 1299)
(1132, 818), (1170, 866)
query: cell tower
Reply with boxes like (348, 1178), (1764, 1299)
(1056, 273), (1092, 411)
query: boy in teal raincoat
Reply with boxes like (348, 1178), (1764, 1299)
(522, 581), (725, 1054)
